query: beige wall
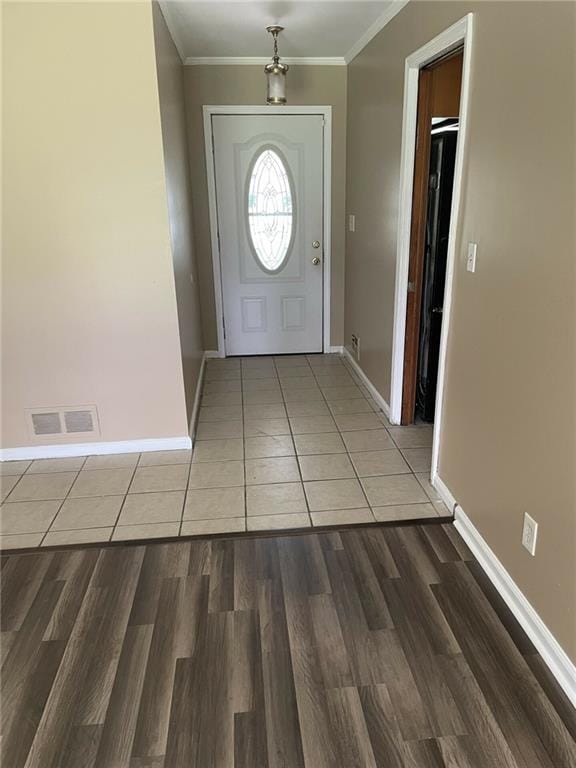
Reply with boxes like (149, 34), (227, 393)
(346, 1), (576, 660)
(1, 1), (189, 447)
(152, 3), (204, 422)
(183, 65), (347, 349)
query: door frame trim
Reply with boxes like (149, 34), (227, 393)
(203, 105), (333, 357)
(388, 14), (474, 482)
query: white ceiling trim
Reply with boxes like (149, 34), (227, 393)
(184, 57), (346, 67)
(344, 0), (410, 63)
(159, 1), (411, 68)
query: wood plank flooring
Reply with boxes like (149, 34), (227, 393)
(1, 522), (575, 767)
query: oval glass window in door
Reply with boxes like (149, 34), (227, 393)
(247, 147), (294, 273)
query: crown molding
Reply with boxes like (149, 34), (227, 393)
(184, 56), (346, 67)
(160, 0), (410, 69)
(344, 0), (411, 64)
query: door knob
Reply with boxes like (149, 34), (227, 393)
(312, 256), (321, 265)
(312, 240), (321, 249)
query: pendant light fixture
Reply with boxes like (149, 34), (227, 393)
(265, 25), (288, 105)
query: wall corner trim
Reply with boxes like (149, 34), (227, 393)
(342, 347), (391, 418)
(0, 436), (192, 462)
(435, 477), (576, 709)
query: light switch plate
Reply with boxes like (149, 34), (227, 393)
(467, 242), (477, 272)
(348, 214), (356, 233)
(522, 512), (538, 556)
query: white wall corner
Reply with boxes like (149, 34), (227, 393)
(436, 477), (576, 710)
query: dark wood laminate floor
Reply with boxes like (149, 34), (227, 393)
(1, 523), (575, 768)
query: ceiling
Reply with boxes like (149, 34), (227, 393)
(159, 1), (409, 65)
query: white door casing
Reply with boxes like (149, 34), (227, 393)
(210, 112), (325, 356)
(388, 15), (473, 486)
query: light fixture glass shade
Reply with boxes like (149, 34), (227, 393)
(265, 62), (288, 104)
(265, 26), (288, 105)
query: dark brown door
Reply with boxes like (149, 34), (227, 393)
(401, 50), (463, 424)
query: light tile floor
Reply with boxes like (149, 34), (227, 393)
(0, 354), (449, 550)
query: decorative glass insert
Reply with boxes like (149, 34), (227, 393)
(247, 148), (294, 272)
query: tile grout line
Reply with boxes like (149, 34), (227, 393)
(1, 354), (438, 548)
(330, 360), (371, 476)
(341, 354), (437, 515)
(314, 355), (373, 518)
(178, 453), (194, 538)
(38, 458), (89, 546)
(69, 455), (140, 546)
(4, 458), (82, 508)
(188, 355), (244, 534)
(278, 356), (311, 529)
(186, 364), (218, 537)
(344, 357), (419, 512)
(16, 455), (91, 543)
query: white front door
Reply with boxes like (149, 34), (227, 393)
(211, 114), (324, 355)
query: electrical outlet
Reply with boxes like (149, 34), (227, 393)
(348, 214), (356, 233)
(467, 242), (477, 272)
(522, 512), (538, 556)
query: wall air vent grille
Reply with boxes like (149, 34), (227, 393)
(64, 410), (94, 433)
(31, 412), (62, 436)
(26, 405), (100, 441)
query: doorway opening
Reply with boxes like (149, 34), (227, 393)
(388, 14), (474, 483)
(402, 50), (463, 425)
(416, 118), (458, 422)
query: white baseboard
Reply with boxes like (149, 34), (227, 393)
(0, 436), (192, 461)
(447, 497), (576, 709)
(188, 352), (208, 444)
(342, 347), (391, 418)
(1, 351), (214, 462)
(207, 347), (343, 357)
